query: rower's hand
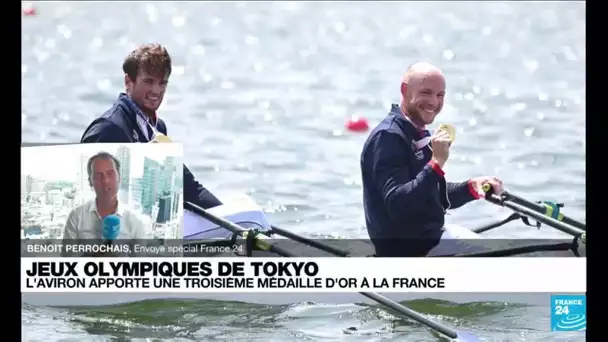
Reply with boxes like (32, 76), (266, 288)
(469, 176), (504, 198)
(430, 129), (451, 168)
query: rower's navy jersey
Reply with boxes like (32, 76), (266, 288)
(360, 104), (478, 256)
(80, 93), (223, 210)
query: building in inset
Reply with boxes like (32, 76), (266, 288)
(172, 191), (181, 218)
(156, 191), (173, 223)
(131, 177), (143, 207)
(116, 146), (131, 204)
(141, 157), (161, 215)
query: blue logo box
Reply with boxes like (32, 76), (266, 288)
(551, 294), (586, 331)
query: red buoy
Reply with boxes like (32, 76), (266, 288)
(23, 4), (36, 16)
(345, 116), (369, 132)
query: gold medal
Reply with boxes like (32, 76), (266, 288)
(151, 132), (172, 143)
(438, 123), (456, 143)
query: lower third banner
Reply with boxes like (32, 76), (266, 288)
(21, 257), (586, 293)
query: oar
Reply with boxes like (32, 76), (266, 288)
(481, 185), (585, 238)
(507, 191), (585, 231)
(184, 201), (482, 342)
(482, 184), (586, 231)
(269, 225), (350, 257)
(470, 213), (522, 234)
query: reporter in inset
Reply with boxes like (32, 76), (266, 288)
(61, 151), (150, 256)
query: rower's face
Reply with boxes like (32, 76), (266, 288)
(403, 73), (445, 125)
(125, 68), (169, 113)
(91, 158), (119, 200)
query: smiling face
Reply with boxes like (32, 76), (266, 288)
(400, 63), (446, 127)
(122, 43), (172, 117)
(125, 69), (169, 114)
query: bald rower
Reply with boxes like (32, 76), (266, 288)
(360, 62), (505, 257)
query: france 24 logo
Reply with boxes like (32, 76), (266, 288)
(551, 294), (586, 331)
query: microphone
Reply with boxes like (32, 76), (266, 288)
(102, 215), (121, 246)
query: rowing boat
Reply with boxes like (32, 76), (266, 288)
(21, 189), (586, 341)
(183, 191), (586, 259)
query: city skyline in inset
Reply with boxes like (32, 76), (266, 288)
(22, 144), (184, 213)
(21, 143), (185, 241)
(21, 143), (183, 181)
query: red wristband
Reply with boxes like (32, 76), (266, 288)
(467, 179), (482, 199)
(428, 159), (445, 176)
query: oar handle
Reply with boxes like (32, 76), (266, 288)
(481, 184), (585, 230)
(482, 191), (584, 238)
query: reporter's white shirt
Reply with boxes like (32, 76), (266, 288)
(61, 199), (151, 256)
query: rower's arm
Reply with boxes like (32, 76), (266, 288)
(364, 131), (444, 221)
(446, 181), (479, 209)
(183, 164), (223, 209)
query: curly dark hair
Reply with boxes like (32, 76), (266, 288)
(122, 43), (172, 81)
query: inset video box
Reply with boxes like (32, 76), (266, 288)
(21, 142), (185, 257)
